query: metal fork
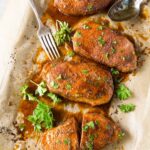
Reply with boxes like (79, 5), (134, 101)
(29, 0), (60, 60)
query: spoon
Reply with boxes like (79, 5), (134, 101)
(108, 0), (143, 21)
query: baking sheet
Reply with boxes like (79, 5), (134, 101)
(0, 0), (150, 149)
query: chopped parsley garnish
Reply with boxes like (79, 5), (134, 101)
(82, 24), (91, 29)
(98, 36), (105, 46)
(87, 4), (94, 11)
(66, 51), (75, 57)
(118, 131), (125, 139)
(75, 42), (81, 47)
(47, 93), (62, 104)
(64, 138), (70, 145)
(28, 101), (54, 131)
(75, 31), (82, 37)
(83, 121), (95, 132)
(20, 84), (38, 101)
(111, 68), (119, 75)
(111, 47), (116, 54)
(86, 134), (95, 150)
(116, 84), (132, 100)
(82, 69), (89, 75)
(18, 124), (25, 132)
(50, 81), (59, 89)
(95, 120), (100, 126)
(66, 83), (72, 90)
(34, 81), (47, 96)
(56, 74), (62, 80)
(98, 25), (104, 30)
(119, 104), (136, 113)
(54, 21), (72, 46)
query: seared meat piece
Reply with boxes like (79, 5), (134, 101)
(54, 0), (111, 16)
(41, 60), (113, 106)
(72, 22), (137, 72)
(39, 118), (79, 150)
(80, 113), (123, 150)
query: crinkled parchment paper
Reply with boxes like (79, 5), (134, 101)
(0, 0), (150, 149)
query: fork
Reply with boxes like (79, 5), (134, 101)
(28, 0), (60, 60)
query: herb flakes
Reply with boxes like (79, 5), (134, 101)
(28, 102), (54, 131)
(54, 21), (72, 46)
(119, 104), (136, 113)
(116, 84), (132, 100)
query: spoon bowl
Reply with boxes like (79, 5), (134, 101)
(108, 0), (143, 21)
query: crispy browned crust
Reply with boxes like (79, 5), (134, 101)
(41, 60), (113, 106)
(80, 113), (122, 149)
(39, 118), (79, 150)
(54, 0), (112, 16)
(72, 22), (137, 72)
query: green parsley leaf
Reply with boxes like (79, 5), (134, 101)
(47, 93), (62, 104)
(116, 84), (132, 100)
(64, 138), (71, 145)
(86, 134), (95, 150)
(18, 124), (25, 132)
(50, 81), (59, 89)
(83, 121), (95, 132)
(75, 31), (82, 37)
(87, 4), (94, 11)
(118, 131), (125, 139)
(20, 84), (38, 101)
(98, 36), (105, 46)
(66, 83), (72, 90)
(119, 104), (136, 113)
(20, 84), (29, 100)
(28, 102), (54, 131)
(75, 42), (81, 47)
(56, 74), (62, 80)
(98, 25), (104, 30)
(82, 69), (89, 74)
(66, 51), (75, 57)
(111, 68), (119, 75)
(54, 21), (72, 46)
(82, 24), (91, 29)
(35, 81), (47, 96)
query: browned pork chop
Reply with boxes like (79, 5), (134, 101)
(39, 118), (79, 150)
(54, 0), (112, 16)
(80, 113), (123, 149)
(41, 60), (113, 106)
(72, 22), (137, 72)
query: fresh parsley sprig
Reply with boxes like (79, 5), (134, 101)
(54, 21), (72, 46)
(119, 104), (136, 113)
(47, 93), (62, 104)
(116, 84), (132, 100)
(28, 101), (54, 131)
(20, 84), (38, 102)
(83, 121), (95, 132)
(30, 80), (47, 96)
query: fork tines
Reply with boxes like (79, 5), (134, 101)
(39, 33), (60, 60)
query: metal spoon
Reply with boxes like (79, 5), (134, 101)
(108, 0), (143, 21)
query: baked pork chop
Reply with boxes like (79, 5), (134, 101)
(54, 0), (112, 16)
(41, 60), (113, 106)
(80, 113), (123, 149)
(39, 118), (79, 150)
(72, 22), (137, 72)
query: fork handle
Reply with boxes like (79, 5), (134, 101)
(28, 0), (43, 28)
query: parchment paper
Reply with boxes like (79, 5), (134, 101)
(0, 0), (150, 150)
